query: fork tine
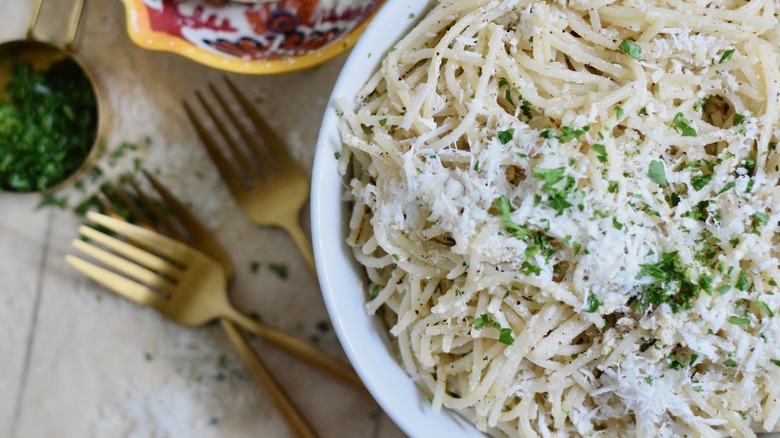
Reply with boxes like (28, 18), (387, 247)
(98, 186), (160, 238)
(85, 211), (191, 267)
(71, 239), (177, 293)
(65, 255), (167, 307)
(198, 88), (262, 178)
(184, 98), (248, 196)
(224, 76), (296, 166)
(142, 170), (206, 241)
(142, 170), (236, 281)
(108, 184), (154, 228)
(126, 174), (187, 242)
(208, 82), (272, 175)
(78, 225), (184, 279)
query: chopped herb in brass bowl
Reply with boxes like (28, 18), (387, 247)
(0, 57), (98, 192)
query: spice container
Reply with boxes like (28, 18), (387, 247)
(0, 0), (101, 193)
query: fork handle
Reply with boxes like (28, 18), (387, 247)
(284, 221), (316, 273)
(220, 319), (318, 438)
(227, 310), (372, 399)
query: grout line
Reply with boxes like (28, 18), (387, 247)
(8, 211), (54, 438)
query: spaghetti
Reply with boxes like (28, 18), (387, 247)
(336, 0), (780, 436)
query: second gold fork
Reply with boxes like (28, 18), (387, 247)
(184, 77), (315, 270)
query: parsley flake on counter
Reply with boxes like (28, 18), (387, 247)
(269, 263), (288, 279)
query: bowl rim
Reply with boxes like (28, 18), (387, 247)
(311, 1), (482, 436)
(122, 0), (383, 75)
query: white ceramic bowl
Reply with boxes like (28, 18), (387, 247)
(311, 1), (482, 436)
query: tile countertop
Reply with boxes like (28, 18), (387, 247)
(0, 1), (405, 437)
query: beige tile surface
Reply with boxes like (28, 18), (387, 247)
(0, 1), (405, 437)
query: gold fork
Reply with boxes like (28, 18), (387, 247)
(66, 207), (367, 395)
(183, 77), (315, 270)
(65, 212), (317, 438)
(100, 172), (368, 394)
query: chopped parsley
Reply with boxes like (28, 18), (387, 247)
(693, 97), (709, 111)
(618, 39), (642, 61)
(728, 316), (750, 325)
(719, 48), (736, 64)
(473, 314), (514, 345)
(556, 125), (589, 143)
(498, 328), (515, 345)
(671, 112), (697, 137)
(378, 118), (387, 127)
(519, 96), (533, 120)
(531, 167), (575, 215)
(691, 174), (712, 191)
(591, 143), (608, 163)
(735, 271), (751, 291)
(634, 251), (700, 312)
(724, 358), (737, 367)
(498, 128), (515, 145)
(520, 260), (542, 276)
(584, 293), (600, 313)
(756, 299), (774, 317)
(753, 212), (769, 227)
(668, 354), (685, 370)
(269, 263), (288, 279)
(648, 160), (668, 187)
(0, 59), (98, 191)
(493, 196), (532, 238)
(732, 113), (745, 125)
(717, 181), (736, 195)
